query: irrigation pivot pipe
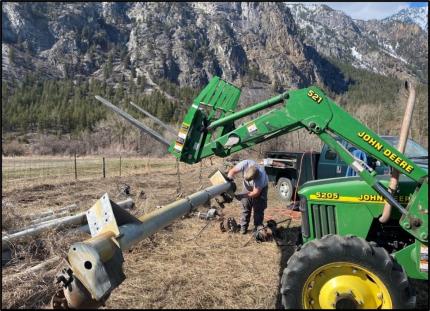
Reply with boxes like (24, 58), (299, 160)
(379, 81), (416, 223)
(30, 210), (74, 225)
(117, 182), (233, 250)
(2, 198), (134, 247)
(52, 176), (235, 309)
(27, 204), (79, 220)
(2, 213), (87, 247)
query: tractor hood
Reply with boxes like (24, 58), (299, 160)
(299, 175), (417, 209)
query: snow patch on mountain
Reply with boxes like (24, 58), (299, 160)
(380, 42), (408, 64)
(350, 47), (362, 61)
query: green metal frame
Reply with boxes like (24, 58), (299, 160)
(169, 76), (428, 280)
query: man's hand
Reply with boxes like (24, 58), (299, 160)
(234, 192), (249, 200)
(247, 186), (262, 198)
(227, 166), (240, 180)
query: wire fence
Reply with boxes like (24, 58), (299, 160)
(2, 155), (175, 188)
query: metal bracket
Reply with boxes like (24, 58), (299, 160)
(86, 193), (141, 238)
(87, 193), (120, 238)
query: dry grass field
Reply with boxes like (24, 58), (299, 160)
(2, 156), (301, 309)
(1, 156), (427, 309)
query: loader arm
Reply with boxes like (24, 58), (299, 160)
(169, 78), (427, 243)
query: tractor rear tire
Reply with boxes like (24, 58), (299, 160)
(280, 234), (416, 309)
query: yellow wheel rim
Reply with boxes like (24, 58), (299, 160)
(302, 262), (392, 309)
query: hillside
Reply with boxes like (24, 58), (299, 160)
(1, 2), (428, 154)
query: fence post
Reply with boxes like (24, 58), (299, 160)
(74, 153), (77, 180)
(146, 158), (150, 174)
(119, 156), (122, 177)
(103, 157), (106, 178)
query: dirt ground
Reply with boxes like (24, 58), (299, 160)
(1, 157), (428, 309)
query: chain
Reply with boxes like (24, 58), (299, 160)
(198, 161), (203, 190)
(175, 158), (183, 198)
(185, 220), (211, 242)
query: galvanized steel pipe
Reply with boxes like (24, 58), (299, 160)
(2, 198), (134, 247)
(117, 182), (233, 250)
(27, 204), (78, 220)
(29, 210), (73, 225)
(2, 213), (87, 246)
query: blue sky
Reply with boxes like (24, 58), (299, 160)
(300, 2), (428, 20)
(409, 2), (428, 8)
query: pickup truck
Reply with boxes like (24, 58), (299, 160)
(263, 135), (428, 202)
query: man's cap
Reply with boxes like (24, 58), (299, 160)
(244, 165), (259, 181)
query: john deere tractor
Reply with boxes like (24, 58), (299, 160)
(168, 77), (428, 309)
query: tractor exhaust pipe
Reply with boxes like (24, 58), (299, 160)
(52, 173), (235, 309)
(379, 81), (416, 223)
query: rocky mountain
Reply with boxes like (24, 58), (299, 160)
(1, 2), (428, 93)
(285, 3), (428, 83)
(1, 2), (347, 94)
(383, 6), (428, 31)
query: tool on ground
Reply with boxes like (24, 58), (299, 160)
(219, 220), (227, 233)
(196, 208), (219, 220)
(185, 220), (212, 242)
(219, 217), (240, 233)
(243, 217), (292, 247)
(227, 217), (240, 232)
(118, 184), (131, 196)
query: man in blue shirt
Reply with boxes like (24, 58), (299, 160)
(227, 159), (269, 234)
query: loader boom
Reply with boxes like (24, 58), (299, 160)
(169, 77), (427, 243)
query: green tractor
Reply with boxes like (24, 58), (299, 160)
(169, 77), (428, 309)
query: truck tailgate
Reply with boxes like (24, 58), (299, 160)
(263, 152), (321, 186)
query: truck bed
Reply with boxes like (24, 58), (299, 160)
(263, 151), (321, 186)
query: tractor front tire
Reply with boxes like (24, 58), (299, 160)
(280, 234), (416, 309)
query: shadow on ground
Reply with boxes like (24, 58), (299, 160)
(273, 226), (302, 309)
(411, 278), (429, 310)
